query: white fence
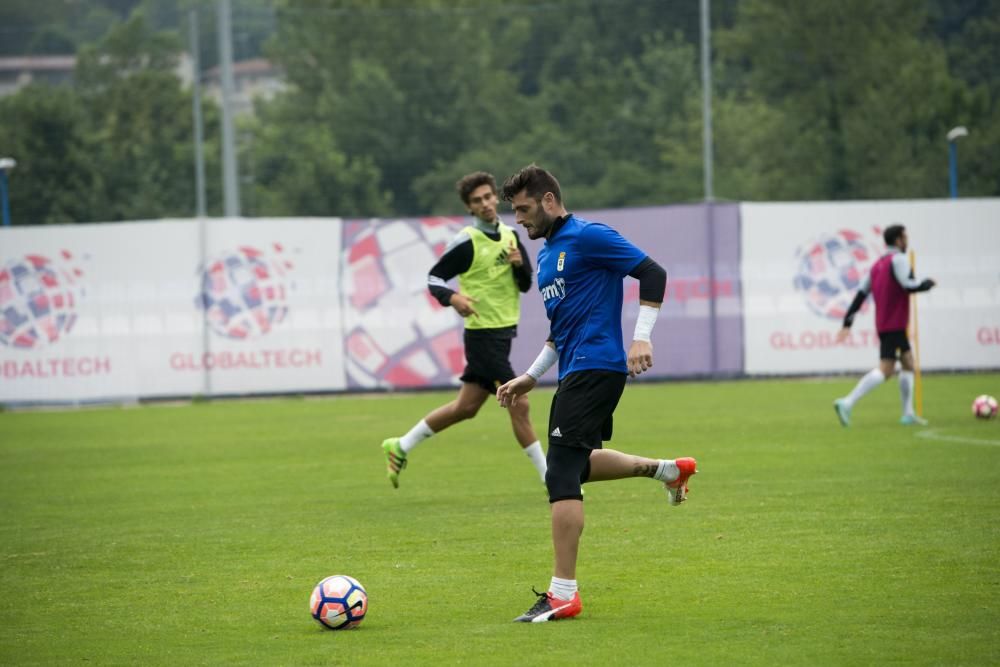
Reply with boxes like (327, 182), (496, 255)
(741, 199), (1000, 374)
(2, 199), (998, 404)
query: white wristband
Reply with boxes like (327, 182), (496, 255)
(525, 344), (558, 380)
(633, 305), (659, 342)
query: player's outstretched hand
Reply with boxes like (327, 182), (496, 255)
(497, 374), (536, 408)
(627, 340), (653, 377)
(835, 327), (850, 344)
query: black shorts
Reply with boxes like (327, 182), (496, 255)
(546, 443), (592, 503)
(878, 330), (911, 360)
(460, 329), (516, 393)
(547, 370), (627, 450)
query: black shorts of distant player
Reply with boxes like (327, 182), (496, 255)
(545, 370), (627, 503)
(460, 328), (517, 392)
(878, 330), (910, 361)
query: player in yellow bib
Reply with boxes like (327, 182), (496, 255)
(381, 172), (545, 487)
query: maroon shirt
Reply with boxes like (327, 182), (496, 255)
(870, 253), (909, 333)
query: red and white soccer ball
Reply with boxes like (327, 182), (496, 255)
(972, 394), (998, 420)
(310, 575), (368, 630)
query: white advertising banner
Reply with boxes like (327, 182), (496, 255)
(0, 218), (345, 402)
(741, 199), (1000, 374)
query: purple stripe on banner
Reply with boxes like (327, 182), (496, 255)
(510, 203), (743, 380)
(340, 204), (743, 390)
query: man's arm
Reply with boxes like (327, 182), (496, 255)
(497, 340), (556, 408)
(509, 230), (533, 293)
(626, 257), (667, 377)
(891, 253), (935, 293)
(427, 231), (474, 307)
(628, 257), (667, 304)
(836, 273), (871, 343)
(842, 291), (868, 329)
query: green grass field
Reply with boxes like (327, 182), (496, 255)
(2, 374), (998, 665)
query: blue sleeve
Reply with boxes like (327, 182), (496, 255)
(580, 223), (647, 276)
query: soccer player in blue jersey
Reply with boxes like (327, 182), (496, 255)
(496, 165), (698, 623)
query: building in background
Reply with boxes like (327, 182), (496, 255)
(202, 58), (284, 116)
(0, 56), (76, 97)
(0, 53), (195, 98)
(0, 54), (283, 117)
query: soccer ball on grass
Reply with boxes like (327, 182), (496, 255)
(972, 395), (998, 420)
(310, 575), (368, 630)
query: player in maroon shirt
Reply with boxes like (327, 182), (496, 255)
(834, 225), (935, 426)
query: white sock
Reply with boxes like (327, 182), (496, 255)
(399, 419), (435, 454)
(843, 368), (885, 408)
(653, 459), (679, 483)
(898, 370), (915, 417)
(522, 441), (547, 482)
(549, 576), (577, 601)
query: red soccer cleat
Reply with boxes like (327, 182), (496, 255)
(665, 457), (698, 506)
(513, 588), (582, 623)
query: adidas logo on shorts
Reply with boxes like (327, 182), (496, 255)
(550, 427), (562, 437)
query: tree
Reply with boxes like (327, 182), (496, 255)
(265, 0), (529, 215)
(928, 0), (1000, 196)
(246, 97), (392, 217)
(74, 11), (221, 221)
(0, 85), (95, 224)
(715, 0), (997, 200)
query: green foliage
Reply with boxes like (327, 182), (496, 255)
(1, 374), (998, 663)
(1, 0), (998, 221)
(0, 86), (96, 224)
(0, 0), (146, 56)
(263, 0), (528, 215)
(0, 10), (221, 223)
(248, 97), (393, 217)
(73, 13), (216, 221)
(714, 0), (994, 201)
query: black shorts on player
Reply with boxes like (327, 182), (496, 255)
(460, 328), (517, 392)
(878, 330), (910, 360)
(545, 370), (627, 503)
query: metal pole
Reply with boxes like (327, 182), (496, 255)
(191, 10), (213, 399)
(190, 10), (207, 219)
(948, 141), (958, 199)
(0, 171), (10, 227)
(908, 250), (923, 416)
(217, 0), (240, 217)
(700, 0), (714, 202)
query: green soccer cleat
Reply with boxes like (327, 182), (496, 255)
(899, 414), (928, 426)
(381, 438), (407, 488)
(833, 399), (851, 427)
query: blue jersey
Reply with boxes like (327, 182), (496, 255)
(536, 214), (647, 380)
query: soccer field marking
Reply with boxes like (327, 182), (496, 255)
(915, 429), (1000, 447)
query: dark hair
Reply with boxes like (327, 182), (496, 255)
(883, 224), (905, 246)
(500, 164), (562, 204)
(455, 171), (497, 205)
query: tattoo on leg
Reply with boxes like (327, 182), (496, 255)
(633, 462), (657, 478)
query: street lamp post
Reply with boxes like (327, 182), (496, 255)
(946, 126), (968, 199)
(0, 157), (15, 227)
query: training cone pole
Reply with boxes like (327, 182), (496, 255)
(909, 250), (923, 417)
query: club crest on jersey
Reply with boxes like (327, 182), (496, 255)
(557, 252), (566, 272)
